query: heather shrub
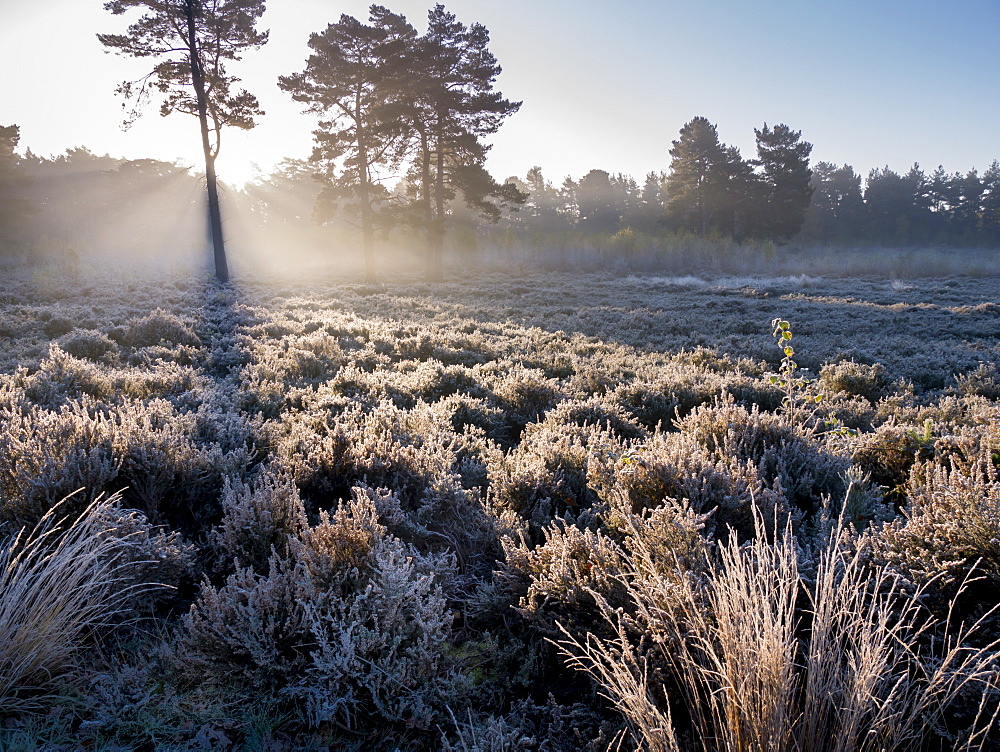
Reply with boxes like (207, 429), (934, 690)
(613, 375), (707, 430)
(851, 421), (936, 507)
(491, 366), (564, 441)
(546, 396), (647, 440)
(57, 328), (118, 362)
(503, 520), (626, 633)
(42, 315), (74, 338)
(88, 502), (197, 615)
(819, 359), (892, 404)
(111, 308), (201, 349)
(676, 399), (849, 514)
(0, 402), (120, 528)
(489, 420), (608, 530)
(241, 329), (345, 389)
(587, 431), (792, 542)
(954, 362), (1000, 400)
(443, 698), (614, 752)
(274, 403), (497, 566)
(175, 490), (464, 733)
(115, 400), (216, 521)
(433, 393), (508, 442)
(214, 469), (308, 574)
(866, 452), (1000, 611)
(407, 359), (484, 402)
(22, 345), (118, 406)
(76, 654), (287, 751)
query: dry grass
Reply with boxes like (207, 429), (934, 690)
(558, 511), (1000, 752)
(0, 493), (153, 713)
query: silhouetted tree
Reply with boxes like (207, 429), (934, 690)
(953, 169), (984, 241)
(981, 160), (1000, 243)
(99, 0), (268, 281)
(803, 162), (864, 242)
(754, 123), (813, 240)
(239, 159), (320, 229)
(718, 145), (759, 238)
(406, 4), (521, 281)
(576, 169), (620, 233)
(0, 125), (34, 262)
(864, 167), (918, 242)
(521, 166), (565, 231)
(279, 7), (415, 283)
(15, 148), (203, 265)
(664, 117), (729, 235)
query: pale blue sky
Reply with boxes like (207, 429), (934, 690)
(2, 0), (997, 186)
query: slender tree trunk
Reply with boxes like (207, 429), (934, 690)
(417, 129), (439, 282)
(185, 0), (229, 283)
(698, 173), (707, 236)
(356, 108), (376, 284)
(427, 121), (446, 282)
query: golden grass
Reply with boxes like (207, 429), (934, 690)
(558, 511), (1000, 752)
(0, 492), (152, 713)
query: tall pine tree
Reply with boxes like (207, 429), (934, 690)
(406, 4), (521, 281)
(664, 116), (730, 235)
(0, 125), (34, 261)
(279, 7), (416, 283)
(754, 123), (813, 240)
(99, 0), (268, 282)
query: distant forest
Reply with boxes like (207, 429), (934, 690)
(2, 118), (999, 273)
(1, 0), (998, 276)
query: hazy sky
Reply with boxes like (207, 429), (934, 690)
(2, 0), (998, 187)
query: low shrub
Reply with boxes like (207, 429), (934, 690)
(819, 359), (892, 404)
(111, 308), (201, 349)
(0, 402), (120, 529)
(175, 491), (465, 733)
(57, 328), (118, 362)
(676, 399), (849, 515)
(213, 469), (308, 574)
(866, 452), (1000, 612)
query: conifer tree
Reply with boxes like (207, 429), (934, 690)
(279, 7), (416, 284)
(0, 125), (34, 260)
(99, 0), (268, 282)
(754, 123), (813, 240)
(664, 116), (729, 235)
(981, 160), (1000, 242)
(407, 4), (522, 281)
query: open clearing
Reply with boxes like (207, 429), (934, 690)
(2, 269), (1000, 749)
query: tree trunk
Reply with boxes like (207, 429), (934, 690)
(418, 129), (440, 282)
(428, 123), (446, 283)
(357, 130), (376, 284)
(185, 0), (229, 283)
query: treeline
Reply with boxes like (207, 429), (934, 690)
(499, 116), (1000, 249)
(3, 0), (1000, 277)
(0, 129), (206, 268)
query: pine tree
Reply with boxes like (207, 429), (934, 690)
(664, 116), (729, 235)
(522, 166), (564, 231)
(407, 4), (521, 281)
(0, 125), (34, 261)
(754, 123), (813, 240)
(99, 0), (268, 282)
(981, 160), (1000, 243)
(803, 162), (864, 242)
(576, 169), (620, 233)
(279, 7), (416, 283)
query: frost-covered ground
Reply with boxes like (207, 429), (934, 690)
(1, 269), (999, 749)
